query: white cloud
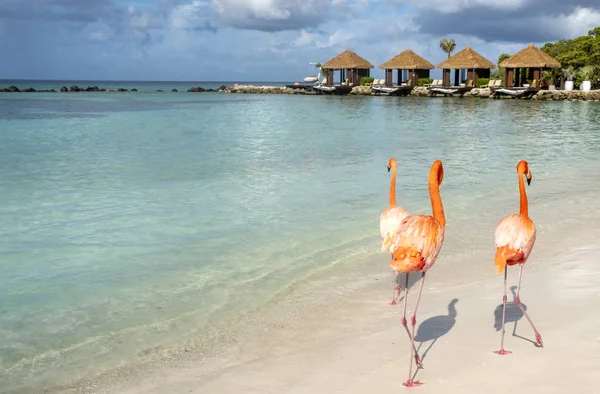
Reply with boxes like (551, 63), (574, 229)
(129, 12), (165, 30)
(294, 29), (319, 46)
(170, 0), (211, 29)
(397, 0), (530, 13)
(85, 22), (115, 42)
(316, 29), (354, 48)
(210, 0), (327, 31)
(543, 6), (600, 39)
(212, 0), (304, 20)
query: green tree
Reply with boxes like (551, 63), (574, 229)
(497, 53), (510, 65)
(490, 53), (511, 81)
(541, 27), (600, 85)
(439, 39), (456, 58)
(315, 62), (328, 78)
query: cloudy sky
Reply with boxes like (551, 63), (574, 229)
(1, 0), (599, 81)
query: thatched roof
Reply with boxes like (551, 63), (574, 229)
(322, 50), (374, 69)
(436, 46), (495, 69)
(499, 44), (561, 68)
(379, 49), (435, 70)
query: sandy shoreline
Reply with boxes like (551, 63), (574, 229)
(51, 168), (600, 394)
(110, 230), (600, 394)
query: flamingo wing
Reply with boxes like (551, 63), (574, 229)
(495, 214), (536, 257)
(494, 214), (536, 273)
(390, 214), (444, 273)
(380, 206), (409, 252)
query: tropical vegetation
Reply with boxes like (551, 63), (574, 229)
(314, 62), (328, 78)
(541, 27), (600, 85)
(439, 39), (456, 59)
(360, 77), (375, 86)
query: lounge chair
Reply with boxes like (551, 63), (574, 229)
(494, 80), (502, 88)
(318, 78), (328, 86)
(530, 79), (538, 88)
(465, 80), (474, 88)
(480, 80), (495, 88)
(424, 79), (438, 87)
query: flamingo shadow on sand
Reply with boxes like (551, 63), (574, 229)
(413, 298), (459, 368)
(493, 286), (539, 347)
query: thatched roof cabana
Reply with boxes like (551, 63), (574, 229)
(380, 49), (434, 70)
(436, 47), (495, 88)
(322, 50), (374, 86)
(499, 44), (561, 88)
(379, 49), (434, 87)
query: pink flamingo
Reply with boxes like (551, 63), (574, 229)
(494, 160), (543, 355)
(380, 158), (409, 305)
(390, 160), (446, 387)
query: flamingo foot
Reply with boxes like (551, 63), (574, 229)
(402, 380), (423, 387)
(535, 333), (543, 347)
(415, 354), (423, 368)
(389, 286), (401, 305)
(493, 349), (512, 355)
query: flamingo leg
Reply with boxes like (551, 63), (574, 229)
(514, 265), (543, 347)
(403, 272), (425, 387)
(401, 273), (423, 369)
(494, 266), (512, 355)
(390, 271), (401, 305)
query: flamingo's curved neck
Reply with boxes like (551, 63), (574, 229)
(428, 162), (445, 229)
(389, 164), (397, 208)
(518, 173), (528, 217)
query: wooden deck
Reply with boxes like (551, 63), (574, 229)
(313, 85), (353, 95)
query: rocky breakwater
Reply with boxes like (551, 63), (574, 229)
(464, 88), (493, 98)
(0, 85), (56, 93)
(220, 84), (294, 94)
(533, 89), (600, 101)
(410, 87), (431, 97)
(187, 86), (221, 92)
(349, 86), (374, 95)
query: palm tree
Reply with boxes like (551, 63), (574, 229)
(439, 39), (456, 59)
(315, 62), (328, 78)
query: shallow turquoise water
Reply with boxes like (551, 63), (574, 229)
(1, 92), (600, 392)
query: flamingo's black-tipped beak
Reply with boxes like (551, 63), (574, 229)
(527, 177), (532, 186)
(387, 166), (391, 172)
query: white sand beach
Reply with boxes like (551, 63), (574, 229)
(75, 165), (600, 394)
